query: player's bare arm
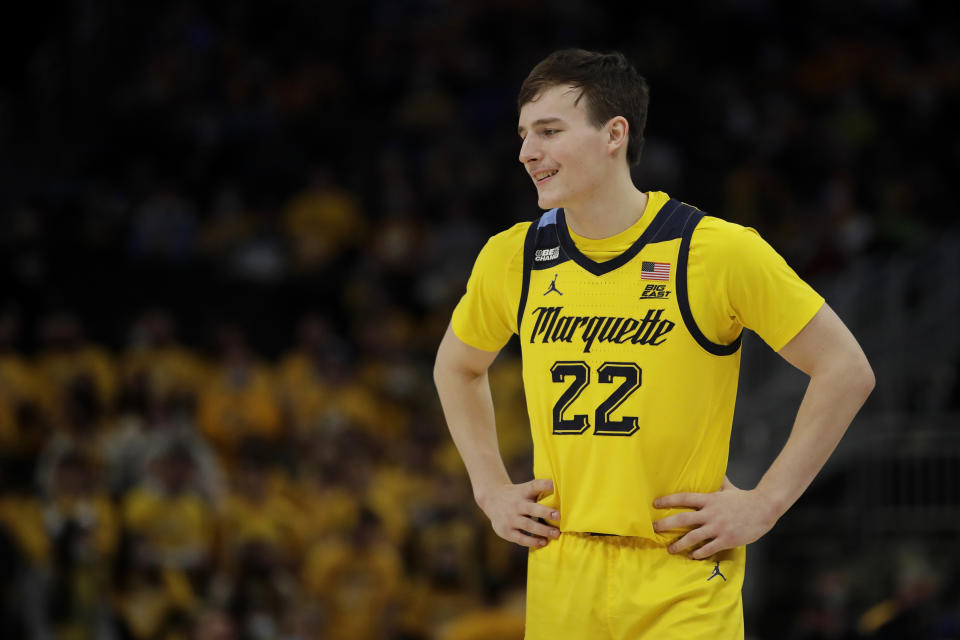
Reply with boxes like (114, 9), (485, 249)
(434, 324), (561, 548)
(652, 303), (874, 558)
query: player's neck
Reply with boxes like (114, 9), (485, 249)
(562, 177), (648, 240)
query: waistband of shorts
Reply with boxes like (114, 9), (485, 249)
(566, 531), (666, 550)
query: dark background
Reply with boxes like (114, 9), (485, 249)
(0, 1), (958, 639)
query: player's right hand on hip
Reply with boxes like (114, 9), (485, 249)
(478, 478), (561, 548)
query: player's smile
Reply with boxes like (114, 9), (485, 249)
(533, 168), (559, 186)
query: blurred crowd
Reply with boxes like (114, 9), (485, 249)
(0, 307), (532, 639)
(1, 0), (958, 638)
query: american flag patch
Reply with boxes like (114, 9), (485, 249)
(641, 261), (670, 281)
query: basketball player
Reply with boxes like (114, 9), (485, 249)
(433, 49), (874, 639)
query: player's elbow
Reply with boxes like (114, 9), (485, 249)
(814, 343), (875, 405)
(858, 357), (876, 398)
(847, 352), (875, 402)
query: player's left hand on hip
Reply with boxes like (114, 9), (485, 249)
(651, 478), (779, 559)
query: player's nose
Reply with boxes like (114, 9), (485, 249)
(519, 135), (541, 165)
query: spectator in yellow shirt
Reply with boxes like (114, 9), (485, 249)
(275, 314), (335, 442)
(219, 440), (303, 570)
(34, 312), (117, 424)
(198, 326), (282, 459)
(121, 310), (207, 410)
(122, 441), (216, 574)
(283, 166), (366, 272)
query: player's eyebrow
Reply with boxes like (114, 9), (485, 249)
(518, 117), (564, 136)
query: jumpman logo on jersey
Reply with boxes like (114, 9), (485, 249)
(543, 273), (563, 296)
(707, 562), (726, 582)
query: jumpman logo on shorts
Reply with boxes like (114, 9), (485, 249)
(544, 273), (563, 296)
(707, 561), (726, 582)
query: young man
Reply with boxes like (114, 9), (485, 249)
(433, 49), (874, 639)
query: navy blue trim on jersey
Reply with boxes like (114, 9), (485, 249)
(676, 205), (742, 356)
(517, 220), (539, 334)
(518, 208), (573, 332)
(555, 198), (688, 277)
(530, 209), (570, 271)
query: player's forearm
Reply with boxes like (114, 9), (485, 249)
(754, 357), (874, 519)
(434, 365), (511, 505)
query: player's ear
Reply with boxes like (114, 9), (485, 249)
(606, 116), (629, 157)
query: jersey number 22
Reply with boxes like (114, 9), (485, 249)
(550, 361), (640, 436)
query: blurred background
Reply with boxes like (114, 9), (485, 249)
(0, 1), (958, 639)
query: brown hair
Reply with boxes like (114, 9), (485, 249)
(518, 49), (649, 166)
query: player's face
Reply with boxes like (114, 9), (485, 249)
(518, 84), (612, 210)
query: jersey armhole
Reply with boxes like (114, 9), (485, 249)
(676, 212), (743, 356)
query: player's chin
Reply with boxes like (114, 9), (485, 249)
(536, 189), (562, 210)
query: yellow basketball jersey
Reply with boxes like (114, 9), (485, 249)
(451, 193), (824, 542)
(518, 199), (742, 540)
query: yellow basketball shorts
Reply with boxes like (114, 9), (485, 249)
(525, 532), (745, 640)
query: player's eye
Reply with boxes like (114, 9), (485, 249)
(543, 129), (558, 136)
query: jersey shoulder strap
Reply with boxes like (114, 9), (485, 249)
(517, 209), (569, 332)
